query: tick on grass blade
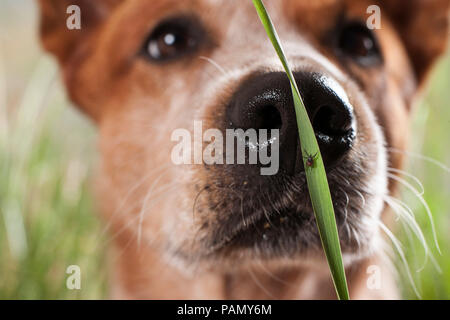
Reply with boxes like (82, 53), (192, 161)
(303, 151), (318, 169)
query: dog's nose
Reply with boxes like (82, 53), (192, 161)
(227, 72), (356, 174)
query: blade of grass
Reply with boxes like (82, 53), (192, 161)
(252, 0), (349, 300)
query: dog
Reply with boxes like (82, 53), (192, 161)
(38, 0), (449, 299)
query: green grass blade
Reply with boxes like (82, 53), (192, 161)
(252, 0), (349, 300)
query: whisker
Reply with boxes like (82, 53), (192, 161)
(259, 185), (276, 230)
(388, 167), (425, 196)
(398, 218), (417, 263)
(228, 188), (247, 228)
(247, 268), (275, 299)
(384, 196), (430, 272)
(100, 182), (180, 250)
(199, 56), (229, 76)
(334, 171), (352, 186)
(387, 173), (441, 255)
(388, 147), (450, 174)
(137, 173), (168, 248)
(99, 164), (172, 239)
(390, 196), (442, 273)
(376, 219), (422, 299)
(354, 189), (366, 208)
(240, 193), (246, 228)
(192, 186), (209, 221)
(355, 183), (442, 275)
(342, 189), (349, 225)
(351, 226), (362, 250)
(256, 260), (292, 286)
(377, 235), (399, 283)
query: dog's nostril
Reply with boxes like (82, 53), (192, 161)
(312, 105), (353, 138)
(252, 105), (282, 131)
(228, 88), (284, 132)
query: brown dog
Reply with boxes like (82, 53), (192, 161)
(38, 0), (449, 299)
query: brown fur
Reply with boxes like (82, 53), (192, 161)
(38, 0), (449, 299)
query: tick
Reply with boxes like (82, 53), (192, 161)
(304, 151), (318, 169)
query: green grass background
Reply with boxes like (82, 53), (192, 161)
(0, 0), (449, 299)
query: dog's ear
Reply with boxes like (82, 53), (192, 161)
(38, 0), (119, 64)
(378, 0), (450, 84)
(38, 0), (120, 120)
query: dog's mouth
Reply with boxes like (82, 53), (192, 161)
(209, 206), (315, 254)
(197, 174), (330, 259)
(193, 159), (381, 261)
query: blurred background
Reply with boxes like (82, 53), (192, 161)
(0, 0), (449, 299)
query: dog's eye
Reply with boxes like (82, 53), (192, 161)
(143, 16), (204, 62)
(337, 22), (382, 66)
